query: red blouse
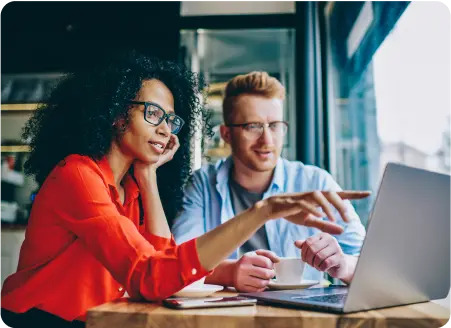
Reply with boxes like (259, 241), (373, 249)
(1, 155), (209, 321)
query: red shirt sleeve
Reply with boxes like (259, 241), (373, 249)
(49, 157), (210, 300)
(141, 231), (177, 250)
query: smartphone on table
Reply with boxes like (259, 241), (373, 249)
(163, 296), (257, 309)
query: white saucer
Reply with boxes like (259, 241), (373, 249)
(173, 284), (224, 298)
(267, 279), (319, 290)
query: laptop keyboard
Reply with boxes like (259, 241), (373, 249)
(298, 293), (347, 304)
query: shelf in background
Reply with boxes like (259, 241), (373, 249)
(1, 222), (27, 230)
(1, 145), (31, 153)
(207, 82), (227, 94)
(1, 103), (41, 111)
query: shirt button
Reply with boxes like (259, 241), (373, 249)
(191, 268), (197, 275)
(118, 286), (124, 292)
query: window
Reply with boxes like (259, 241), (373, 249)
(323, 2), (450, 226)
(180, 28), (296, 168)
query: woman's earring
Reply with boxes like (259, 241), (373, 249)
(120, 125), (126, 132)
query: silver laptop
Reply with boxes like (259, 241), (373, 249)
(241, 163), (450, 313)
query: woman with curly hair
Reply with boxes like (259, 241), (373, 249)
(1, 52), (368, 328)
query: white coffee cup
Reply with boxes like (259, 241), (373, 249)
(274, 257), (305, 284)
(183, 276), (206, 290)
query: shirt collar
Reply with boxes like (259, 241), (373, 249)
(97, 156), (116, 187)
(96, 156), (140, 204)
(217, 156), (285, 193)
(122, 174), (140, 205)
(270, 157), (285, 192)
(216, 156), (234, 187)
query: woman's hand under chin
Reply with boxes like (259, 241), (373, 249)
(133, 134), (180, 184)
(153, 134), (180, 169)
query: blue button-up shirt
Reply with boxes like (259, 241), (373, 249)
(172, 156), (366, 281)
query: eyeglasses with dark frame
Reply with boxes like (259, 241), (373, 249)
(129, 101), (185, 135)
(226, 121), (289, 139)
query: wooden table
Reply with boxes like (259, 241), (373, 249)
(87, 290), (450, 328)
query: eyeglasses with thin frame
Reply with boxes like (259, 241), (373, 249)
(129, 101), (185, 135)
(226, 121), (289, 139)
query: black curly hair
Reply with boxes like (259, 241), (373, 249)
(22, 51), (211, 224)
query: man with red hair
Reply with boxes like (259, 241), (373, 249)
(173, 72), (366, 292)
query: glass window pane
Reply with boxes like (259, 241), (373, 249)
(180, 28), (296, 168)
(324, 2), (450, 226)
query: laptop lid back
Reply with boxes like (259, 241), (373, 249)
(344, 163), (450, 312)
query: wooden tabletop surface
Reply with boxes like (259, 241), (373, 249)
(87, 290), (450, 328)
